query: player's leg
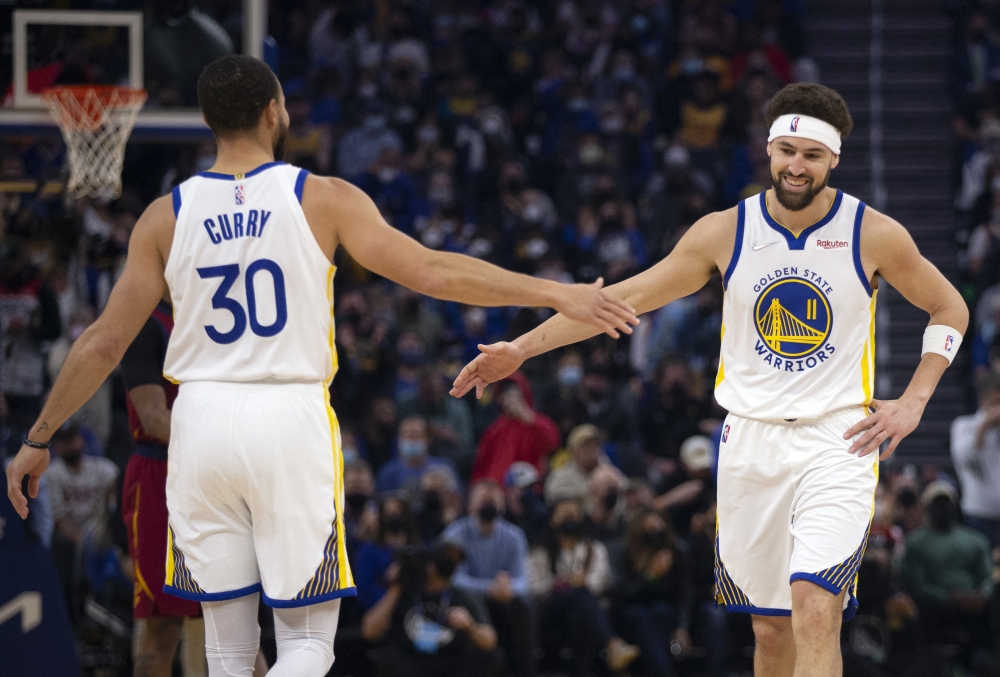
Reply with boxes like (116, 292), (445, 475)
(133, 617), (184, 677)
(202, 594), (262, 677)
(751, 615), (795, 677)
(266, 599), (342, 676)
(790, 581), (844, 677)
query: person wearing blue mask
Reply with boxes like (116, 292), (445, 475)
(375, 416), (459, 495)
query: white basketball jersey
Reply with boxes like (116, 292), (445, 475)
(714, 190), (876, 420)
(163, 162), (337, 384)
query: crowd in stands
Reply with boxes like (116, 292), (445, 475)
(2, 0), (1000, 675)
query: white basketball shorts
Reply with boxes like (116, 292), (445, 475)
(164, 381), (356, 607)
(715, 406), (877, 620)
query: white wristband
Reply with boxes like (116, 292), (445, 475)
(921, 325), (962, 365)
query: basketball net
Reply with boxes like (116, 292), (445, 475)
(42, 86), (147, 200)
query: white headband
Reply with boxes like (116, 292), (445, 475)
(768, 114), (841, 155)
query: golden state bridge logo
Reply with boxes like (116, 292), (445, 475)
(754, 278), (834, 370)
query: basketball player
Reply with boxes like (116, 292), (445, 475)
(6, 55), (638, 677)
(450, 83), (969, 677)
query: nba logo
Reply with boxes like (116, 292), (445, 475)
(235, 185), (245, 205)
(722, 424), (730, 443)
(945, 335), (954, 352)
(790, 116), (800, 132)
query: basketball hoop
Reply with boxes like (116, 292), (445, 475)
(42, 85), (147, 200)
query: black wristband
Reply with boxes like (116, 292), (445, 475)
(22, 436), (50, 449)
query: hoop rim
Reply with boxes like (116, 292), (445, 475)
(41, 85), (148, 106)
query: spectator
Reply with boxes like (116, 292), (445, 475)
(442, 479), (535, 677)
(528, 498), (639, 676)
(355, 496), (419, 611)
(398, 370), (476, 478)
(361, 542), (504, 677)
(586, 464), (628, 551)
(0, 239), (62, 457)
(414, 467), (462, 543)
(951, 372), (1000, 546)
(363, 396), (400, 472)
(471, 373), (560, 485)
(503, 461), (549, 545)
(655, 435), (717, 536)
(45, 423), (119, 613)
(951, 11), (1000, 101)
(376, 416), (460, 495)
(545, 423), (606, 504)
(337, 101), (404, 179)
(392, 332), (427, 404)
(344, 459), (379, 555)
(613, 509), (693, 677)
(353, 147), (422, 235)
(685, 501), (728, 677)
(903, 481), (994, 649)
(283, 90), (332, 172)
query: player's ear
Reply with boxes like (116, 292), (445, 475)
(830, 153), (840, 170)
(766, 141), (772, 158)
(265, 98), (279, 127)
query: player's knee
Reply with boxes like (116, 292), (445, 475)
(791, 581), (843, 636)
(751, 615), (792, 651)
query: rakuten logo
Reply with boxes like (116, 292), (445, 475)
(816, 239), (849, 250)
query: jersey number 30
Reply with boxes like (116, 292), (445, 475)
(197, 260), (287, 344)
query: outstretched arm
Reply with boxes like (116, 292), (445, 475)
(450, 210), (734, 397)
(6, 196), (171, 518)
(321, 177), (639, 337)
(845, 209), (970, 458)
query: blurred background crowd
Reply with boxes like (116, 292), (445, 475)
(3, 0), (1000, 676)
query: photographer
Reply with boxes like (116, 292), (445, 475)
(361, 543), (504, 677)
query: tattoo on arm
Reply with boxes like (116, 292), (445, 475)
(37, 422), (49, 433)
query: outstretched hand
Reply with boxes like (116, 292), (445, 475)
(6, 444), (50, 519)
(844, 397), (924, 460)
(556, 278), (639, 338)
(450, 342), (525, 399)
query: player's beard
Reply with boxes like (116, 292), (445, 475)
(273, 119), (289, 162)
(771, 165), (831, 212)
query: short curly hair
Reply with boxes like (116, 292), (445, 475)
(765, 83), (853, 138)
(197, 55), (279, 137)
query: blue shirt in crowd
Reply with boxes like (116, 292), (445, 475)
(441, 516), (529, 597)
(354, 541), (396, 610)
(375, 455), (459, 494)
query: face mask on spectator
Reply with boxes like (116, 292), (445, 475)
(383, 514), (407, 534)
(603, 490), (619, 512)
(579, 143), (603, 166)
(365, 114), (386, 129)
(378, 167), (400, 184)
(417, 125), (440, 145)
(421, 225), (446, 249)
(522, 202), (545, 224)
(503, 176), (527, 194)
(557, 364), (583, 387)
(557, 518), (584, 537)
(478, 502), (498, 523)
(345, 493), (369, 512)
(398, 439), (427, 459)
(429, 185), (455, 206)
(613, 65), (635, 81)
(399, 347), (424, 366)
(342, 446), (359, 465)
(600, 115), (624, 135)
(423, 490), (444, 516)
(463, 306), (487, 331)
(645, 528), (668, 550)
(359, 83), (378, 100)
(524, 237), (549, 260)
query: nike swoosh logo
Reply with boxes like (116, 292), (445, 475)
(752, 242), (778, 251)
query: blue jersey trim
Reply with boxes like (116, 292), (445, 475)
(294, 168), (310, 203)
(759, 189), (843, 251)
(722, 200), (746, 290)
(789, 572), (843, 595)
(171, 185), (182, 217)
(197, 161), (286, 180)
(720, 604), (791, 617)
(852, 202), (873, 297)
(263, 586), (358, 608)
(163, 582), (262, 602)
